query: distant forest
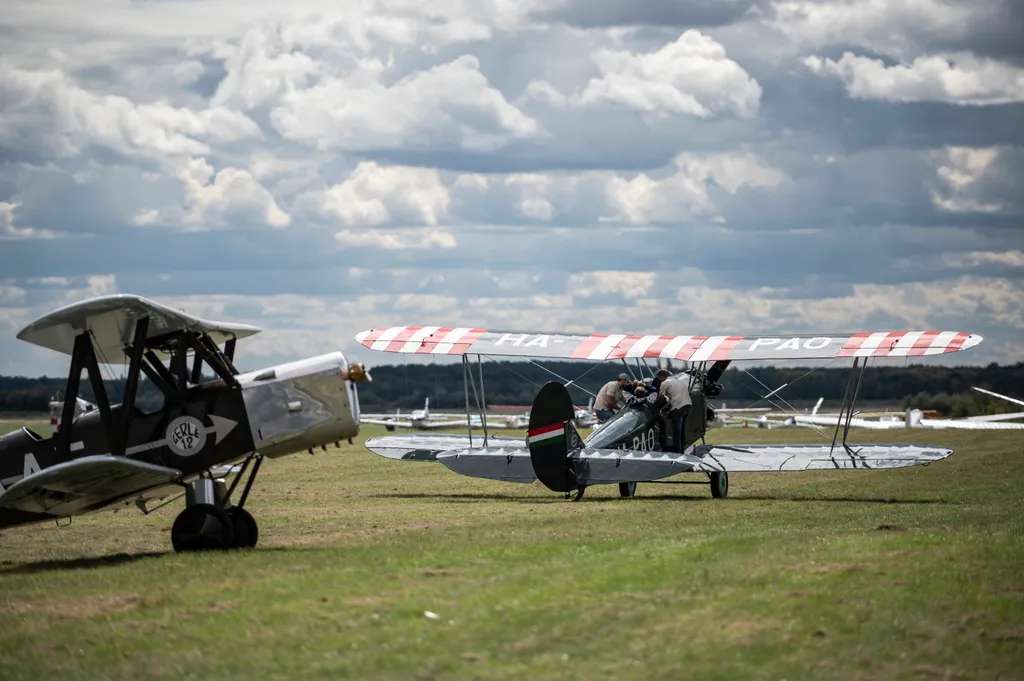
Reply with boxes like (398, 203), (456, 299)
(2, 361), (1022, 418)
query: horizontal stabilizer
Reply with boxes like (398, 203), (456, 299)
(0, 455), (182, 517)
(17, 294), (262, 362)
(364, 434), (521, 461)
(436, 447), (537, 483)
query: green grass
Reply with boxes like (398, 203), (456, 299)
(1, 420), (1023, 680)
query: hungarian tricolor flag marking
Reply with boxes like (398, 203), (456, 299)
(527, 422), (565, 446)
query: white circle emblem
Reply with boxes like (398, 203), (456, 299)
(167, 415), (207, 456)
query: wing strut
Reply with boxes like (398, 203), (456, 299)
(829, 356), (869, 457)
(477, 354), (490, 444)
(117, 315), (150, 457)
(462, 355), (475, 447)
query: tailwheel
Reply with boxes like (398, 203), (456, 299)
(171, 503), (235, 552)
(619, 481), (637, 498)
(225, 506), (259, 548)
(571, 485), (587, 502)
(710, 471), (729, 499)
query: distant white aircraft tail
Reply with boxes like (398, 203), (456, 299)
(812, 397), (823, 415)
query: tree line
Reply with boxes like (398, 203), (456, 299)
(2, 361), (1022, 417)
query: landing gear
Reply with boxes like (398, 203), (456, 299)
(226, 506), (258, 548)
(171, 504), (234, 552)
(619, 481), (637, 498)
(710, 471), (729, 498)
(171, 458), (263, 552)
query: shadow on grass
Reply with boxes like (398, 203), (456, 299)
(369, 491), (955, 505)
(0, 551), (169, 575)
(0, 546), (318, 576)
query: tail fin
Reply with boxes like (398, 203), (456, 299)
(527, 382), (584, 492)
(812, 397), (823, 415)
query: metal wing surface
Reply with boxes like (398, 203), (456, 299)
(364, 433), (522, 461)
(436, 442), (953, 485)
(359, 418), (480, 430)
(355, 327), (981, 361)
(0, 455), (183, 517)
(17, 294), (262, 362)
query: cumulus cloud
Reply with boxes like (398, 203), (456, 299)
(0, 60), (261, 162)
(768, 0), (1006, 60)
(134, 158), (291, 229)
(606, 152), (785, 223)
(318, 162), (450, 226)
(804, 52), (1024, 105)
(927, 145), (1024, 218)
(0, 201), (57, 239)
(334, 227), (457, 250)
(270, 54), (540, 152)
(528, 30), (762, 120)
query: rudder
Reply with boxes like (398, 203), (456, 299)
(527, 382), (581, 492)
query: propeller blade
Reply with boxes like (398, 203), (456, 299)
(706, 360), (731, 384)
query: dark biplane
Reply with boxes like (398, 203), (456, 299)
(0, 294), (370, 551)
(354, 326), (981, 500)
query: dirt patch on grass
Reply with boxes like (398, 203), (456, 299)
(3, 593), (139, 618)
(345, 590), (405, 608)
(914, 664), (965, 679)
(621, 588), (690, 602)
(414, 568), (460, 577)
(782, 562), (870, 574)
(875, 523), (908, 531)
(978, 628), (1024, 643)
(717, 618), (782, 643)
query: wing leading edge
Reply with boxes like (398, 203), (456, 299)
(355, 327), (981, 362)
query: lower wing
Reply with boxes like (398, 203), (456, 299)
(435, 442), (953, 485)
(0, 455), (182, 518)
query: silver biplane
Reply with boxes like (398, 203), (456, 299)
(0, 294), (371, 552)
(354, 326), (981, 499)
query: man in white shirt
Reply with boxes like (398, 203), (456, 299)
(593, 373), (632, 423)
(658, 373), (692, 453)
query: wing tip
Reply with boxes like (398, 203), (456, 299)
(960, 333), (983, 352)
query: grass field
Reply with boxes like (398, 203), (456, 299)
(1, 420), (1022, 680)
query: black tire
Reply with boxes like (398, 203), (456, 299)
(710, 471), (729, 499)
(171, 503), (234, 552)
(618, 481), (637, 498)
(225, 506), (259, 548)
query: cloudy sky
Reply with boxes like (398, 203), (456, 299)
(2, 0), (1022, 377)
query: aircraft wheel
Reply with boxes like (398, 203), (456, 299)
(618, 481), (637, 498)
(225, 506), (259, 548)
(171, 503), (235, 552)
(710, 471), (729, 499)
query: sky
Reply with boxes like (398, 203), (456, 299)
(1, 0), (1022, 378)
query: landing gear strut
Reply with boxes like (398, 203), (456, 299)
(619, 481), (637, 498)
(171, 456), (263, 552)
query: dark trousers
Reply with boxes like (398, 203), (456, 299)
(594, 409), (614, 423)
(668, 406), (691, 453)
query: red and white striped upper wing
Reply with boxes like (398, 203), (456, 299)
(354, 328), (983, 361)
